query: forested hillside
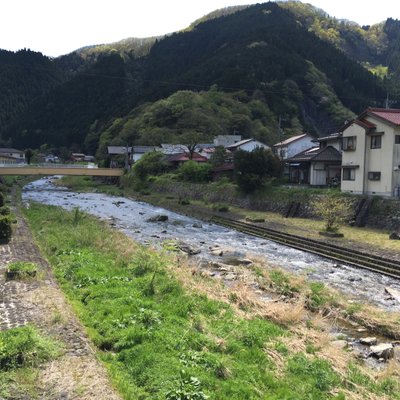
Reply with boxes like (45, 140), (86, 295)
(1, 1), (397, 157)
(0, 49), (63, 144)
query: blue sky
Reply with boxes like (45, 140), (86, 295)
(1, 0), (398, 57)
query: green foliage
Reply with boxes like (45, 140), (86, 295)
(7, 261), (38, 274)
(177, 161), (211, 183)
(306, 282), (331, 311)
(311, 195), (353, 232)
(0, 215), (12, 243)
(165, 370), (209, 400)
(269, 270), (299, 297)
(0, 192), (4, 208)
(234, 148), (281, 193)
(0, 206), (10, 216)
(0, 326), (59, 370)
(132, 152), (167, 182)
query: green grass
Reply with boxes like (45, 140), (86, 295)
(7, 261), (38, 274)
(23, 203), (400, 399)
(0, 325), (61, 398)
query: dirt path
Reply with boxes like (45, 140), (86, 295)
(0, 200), (121, 399)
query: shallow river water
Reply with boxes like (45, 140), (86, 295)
(23, 177), (400, 311)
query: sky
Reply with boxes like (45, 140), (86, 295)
(1, 0), (399, 57)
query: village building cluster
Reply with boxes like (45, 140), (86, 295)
(2, 108), (400, 198)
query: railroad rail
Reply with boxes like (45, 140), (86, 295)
(210, 215), (400, 279)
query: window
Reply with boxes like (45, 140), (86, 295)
(395, 135), (400, 144)
(371, 135), (382, 149)
(368, 171), (381, 181)
(343, 168), (356, 181)
(342, 136), (356, 151)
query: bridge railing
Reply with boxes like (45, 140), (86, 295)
(0, 163), (98, 169)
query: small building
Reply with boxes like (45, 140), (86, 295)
(313, 133), (342, 152)
(0, 148), (25, 163)
(226, 138), (270, 152)
(107, 146), (132, 156)
(132, 146), (159, 162)
(71, 153), (86, 162)
(340, 107), (400, 197)
(272, 133), (315, 160)
(165, 152), (208, 168)
(286, 146), (342, 186)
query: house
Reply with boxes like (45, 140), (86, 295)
(165, 152), (208, 168)
(340, 107), (400, 197)
(132, 146), (159, 162)
(226, 138), (270, 152)
(0, 148), (25, 164)
(71, 153), (86, 162)
(286, 146), (342, 186)
(213, 135), (242, 147)
(313, 133), (342, 152)
(107, 146), (132, 155)
(272, 134), (315, 160)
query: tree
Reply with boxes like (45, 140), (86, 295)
(25, 148), (33, 165)
(132, 151), (167, 182)
(174, 131), (208, 160)
(234, 147), (281, 192)
(311, 195), (353, 233)
(178, 161), (211, 182)
(210, 146), (227, 167)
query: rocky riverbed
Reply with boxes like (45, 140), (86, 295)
(23, 177), (400, 312)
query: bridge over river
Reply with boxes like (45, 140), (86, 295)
(0, 165), (124, 177)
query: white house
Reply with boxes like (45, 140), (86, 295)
(340, 108), (400, 197)
(226, 138), (270, 152)
(272, 133), (315, 160)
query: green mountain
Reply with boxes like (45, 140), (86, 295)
(1, 1), (398, 157)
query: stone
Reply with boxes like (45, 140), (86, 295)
(369, 343), (394, 360)
(359, 337), (377, 346)
(192, 222), (203, 228)
(178, 242), (201, 255)
(389, 231), (400, 240)
(239, 258), (253, 266)
(146, 214), (168, 222)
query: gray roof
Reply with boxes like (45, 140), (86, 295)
(0, 148), (24, 154)
(107, 146), (133, 155)
(132, 146), (159, 153)
(287, 146), (341, 163)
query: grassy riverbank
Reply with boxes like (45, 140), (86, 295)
(24, 203), (400, 399)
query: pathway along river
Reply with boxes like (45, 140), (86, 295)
(23, 177), (400, 312)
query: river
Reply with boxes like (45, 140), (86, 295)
(22, 177), (400, 311)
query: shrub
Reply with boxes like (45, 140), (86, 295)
(0, 206), (10, 216)
(0, 326), (59, 370)
(0, 192), (4, 207)
(177, 161), (211, 183)
(7, 261), (38, 280)
(0, 215), (12, 243)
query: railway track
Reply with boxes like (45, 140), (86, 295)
(210, 215), (400, 279)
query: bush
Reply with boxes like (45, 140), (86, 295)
(0, 326), (59, 370)
(0, 215), (12, 243)
(0, 206), (10, 216)
(0, 192), (4, 207)
(177, 161), (211, 183)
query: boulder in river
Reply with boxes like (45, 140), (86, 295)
(359, 337), (377, 346)
(369, 343), (394, 360)
(146, 214), (168, 222)
(178, 242), (201, 255)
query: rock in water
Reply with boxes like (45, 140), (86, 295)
(369, 343), (394, 360)
(146, 214), (168, 222)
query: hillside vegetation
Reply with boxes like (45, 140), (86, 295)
(1, 2), (399, 157)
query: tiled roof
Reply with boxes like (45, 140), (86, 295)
(226, 138), (254, 149)
(286, 146), (341, 163)
(165, 152), (208, 162)
(367, 108), (400, 126)
(273, 134), (309, 147)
